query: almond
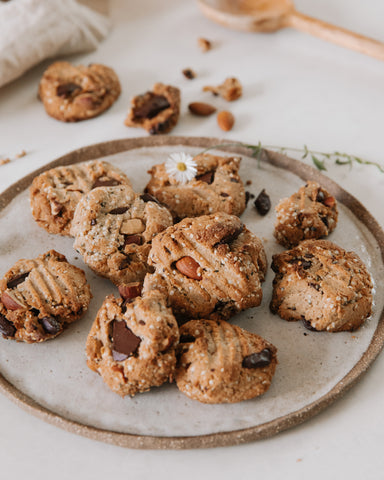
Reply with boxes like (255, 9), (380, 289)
(323, 196), (336, 208)
(188, 102), (216, 116)
(217, 111), (235, 131)
(118, 282), (142, 301)
(1, 291), (25, 310)
(175, 256), (202, 280)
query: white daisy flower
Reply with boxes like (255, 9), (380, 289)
(165, 152), (197, 184)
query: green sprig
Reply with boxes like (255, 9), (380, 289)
(201, 142), (384, 173)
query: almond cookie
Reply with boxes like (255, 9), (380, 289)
(270, 240), (373, 332)
(274, 181), (338, 248)
(30, 160), (132, 236)
(0, 250), (91, 343)
(175, 319), (277, 404)
(143, 213), (267, 322)
(145, 153), (246, 220)
(86, 292), (179, 397)
(124, 83), (180, 135)
(71, 185), (173, 285)
(38, 61), (121, 122)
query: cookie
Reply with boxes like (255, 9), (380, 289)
(86, 292), (179, 397)
(71, 185), (173, 285)
(145, 153), (246, 220)
(175, 319), (277, 404)
(0, 250), (91, 343)
(274, 181), (338, 248)
(38, 61), (121, 122)
(30, 160), (132, 236)
(270, 240), (373, 332)
(203, 77), (242, 101)
(124, 83), (180, 134)
(143, 213), (267, 322)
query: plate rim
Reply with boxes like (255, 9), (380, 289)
(0, 135), (383, 450)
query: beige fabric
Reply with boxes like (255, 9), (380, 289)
(0, 0), (110, 88)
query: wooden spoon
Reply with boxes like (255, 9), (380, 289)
(198, 0), (384, 61)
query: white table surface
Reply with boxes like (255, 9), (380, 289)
(0, 0), (384, 478)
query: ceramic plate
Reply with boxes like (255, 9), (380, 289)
(0, 136), (383, 449)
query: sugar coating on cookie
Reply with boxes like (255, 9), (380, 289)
(124, 83), (180, 135)
(38, 61), (121, 122)
(270, 240), (373, 332)
(86, 292), (179, 397)
(0, 250), (91, 343)
(175, 319), (277, 404)
(143, 212), (267, 322)
(145, 153), (246, 220)
(71, 185), (173, 285)
(274, 181), (338, 248)
(30, 160), (132, 236)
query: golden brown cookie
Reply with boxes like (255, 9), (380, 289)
(270, 240), (373, 332)
(30, 160), (132, 236)
(143, 213), (267, 322)
(38, 61), (121, 122)
(0, 250), (91, 343)
(86, 292), (179, 397)
(274, 181), (338, 248)
(124, 83), (180, 134)
(145, 153), (246, 220)
(71, 185), (173, 285)
(175, 319), (277, 404)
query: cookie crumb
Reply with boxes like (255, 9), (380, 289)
(198, 37), (212, 52)
(182, 68), (196, 79)
(203, 77), (242, 101)
(0, 158), (10, 166)
(15, 149), (27, 158)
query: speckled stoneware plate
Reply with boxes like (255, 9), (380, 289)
(0, 136), (383, 450)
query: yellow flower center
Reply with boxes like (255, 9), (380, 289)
(177, 162), (187, 171)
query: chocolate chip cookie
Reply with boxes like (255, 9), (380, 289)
(0, 250), (91, 343)
(143, 213), (267, 322)
(38, 61), (121, 122)
(274, 181), (338, 248)
(86, 292), (179, 397)
(270, 240), (373, 332)
(124, 83), (180, 134)
(71, 185), (173, 285)
(175, 319), (277, 404)
(30, 160), (132, 236)
(145, 153), (246, 220)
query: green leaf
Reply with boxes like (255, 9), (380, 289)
(311, 155), (327, 171)
(302, 145), (309, 159)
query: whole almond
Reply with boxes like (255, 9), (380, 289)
(175, 256), (202, 280)
(188, 102), (216, 116)
(118, 282), (142, 300)
(323, 196), (336, 208)
(217, 111), (235, 131)
(1, 291), (24, 310)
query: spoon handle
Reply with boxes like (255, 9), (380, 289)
(288, 10), (384, 61)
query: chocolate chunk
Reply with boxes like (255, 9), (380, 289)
(109, 207), (128, 215)
(254, 189), (271, 216)
(112, 320), (141, 361)
(90, 219), (97, 226)
(7, 272), (29, 289)
(124, 234), (143, 246)
(320, 216), (329, 228)
(316, 190), (325, 203)
(0, 314), (16, 337)
(195, 171), (214, 184)
(56, 82), (81, 98)
(134, 93), (170, 120)
(40, 316), (61, 335)
(245, 191), (251, 206)
(215, 225), (243, 246)
(179, 334), (196, 343)
(140, 193), (160, 204)
(242, 349), (272, 369)
(149, 119), (170, 135)
(302, 318), (318, 331)
(291, 257), (312, 270)
(220, 192), (229, 197)
(92, 177), (121, 189)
